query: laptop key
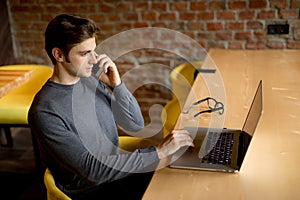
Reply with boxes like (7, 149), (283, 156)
(201, 132), (234, 165)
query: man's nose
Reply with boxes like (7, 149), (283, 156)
(89, 52), (98, 64)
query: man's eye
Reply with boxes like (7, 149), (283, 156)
(81, 53), (88, 56)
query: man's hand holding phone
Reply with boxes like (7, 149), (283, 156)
(94, 53), (121, 87)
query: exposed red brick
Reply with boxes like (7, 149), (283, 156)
(270, 0), (288, 9)
(116, 3), (132, 12)
(99, 3), (115, 13)
(123, 13), (138, 21)
(280, 10), (299, 19)
(229, 41), (244, 49)
(207, 22), (223, 31)
(291, 0), (300, 8)
(44, 5), (62, 13)
(198, 40), (207, 49)
(197, 32), (215, 40)
(187, 22), (204, 31)
(288, 41), (300, 48)
(19, 13), (41, 21)
(169, 21), (184, 30)
(107, 14), (121, 21)
(171, 2), (187, 11)
(235, 32), (252, 40)
(294, 28), (300, 40)
(258, 10), (276, 19)
(253, 30), (267, 39)
(133, 22), (149, 28)
(141, 12), (157, 21)
(267, 41), (285, 48)
(159, 13), (176, 21)
(227, 22), (244, 30)
(152, 23), (167, 28)
(207, 41), (226, 48)
(190, 2), (207, 10)
(116, 23), (132, 31)
(160, 32), (176, 41)
(229, 1), (247, 9)
(249, 0), (267, 8)
(182, 31), (196, 39)
(99, 24), (115, 32)
(197, 12), (214, 20)
(180, 13), (196, 20)
(90, 14), (105, 22)
(239, 11), (256, 20)
(41, 14), (56, 21)
(63, 5), (80, 13)
(152, 2), (167, 11)
(247, 21), (263, 29)
(31, 5), (46, 12)
(11, 5), (30, 12)
(135, 2), (149, 10)
(20, 0), (36, 3)
(78, 5), (97, 13)
(208, 1), (226, 10)
(216, 32), (233, 40)
(218, 11), (236, 20)
(246, 41), (266, 49)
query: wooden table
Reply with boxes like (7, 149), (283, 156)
(0, 69), (33, 98)
(143, 49), (300, 200)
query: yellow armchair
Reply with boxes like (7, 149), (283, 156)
(44, 168), (72, 200)
(161, 61), (203, 137)
(170, 61), (202, 103)
(119, 136), (155, 152)
(161, 98), (181, 138)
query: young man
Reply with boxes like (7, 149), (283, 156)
(28, 14), (193, 200)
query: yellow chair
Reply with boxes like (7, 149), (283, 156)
(119, 136), (155, 152)
(160, 98), (181, 138)
(170, 61), (202, 103)
(0, 65), (53, 125)
(161, 61), (203, 137)
(44, 168), (72, 200)
(0, 65), (53, 167)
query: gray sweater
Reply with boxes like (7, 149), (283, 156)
(28, 76), (159, 195)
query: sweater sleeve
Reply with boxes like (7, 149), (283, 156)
(110, 82), (145, 132)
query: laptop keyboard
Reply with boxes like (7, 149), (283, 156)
(201, 132), (234, 165)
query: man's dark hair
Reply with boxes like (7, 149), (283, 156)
(45, 14), (99, 64)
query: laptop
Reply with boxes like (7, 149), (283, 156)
(169, 80), (263, 173)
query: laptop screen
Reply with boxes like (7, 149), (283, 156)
(242, 80), (263, 136)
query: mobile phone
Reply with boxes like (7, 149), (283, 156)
(93, 61), (104, 78)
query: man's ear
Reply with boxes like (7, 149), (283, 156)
(52, 48), (64, 63)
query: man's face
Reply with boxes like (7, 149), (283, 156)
(65, 37), (97, 78)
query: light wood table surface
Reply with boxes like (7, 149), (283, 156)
(0, 69), (33, 98)
(143, 49), (300, 200)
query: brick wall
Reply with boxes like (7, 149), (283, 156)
(0, 0), (14, 65)
(7, 0), (300, 127)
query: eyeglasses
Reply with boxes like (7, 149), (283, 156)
(182, 97), (224, 117)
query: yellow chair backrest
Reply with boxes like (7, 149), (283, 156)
(161, 61), (203, 137)
(161, 98), (181, 137)
(44, 168), (72, 200)
(170, 61), (202, 103)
